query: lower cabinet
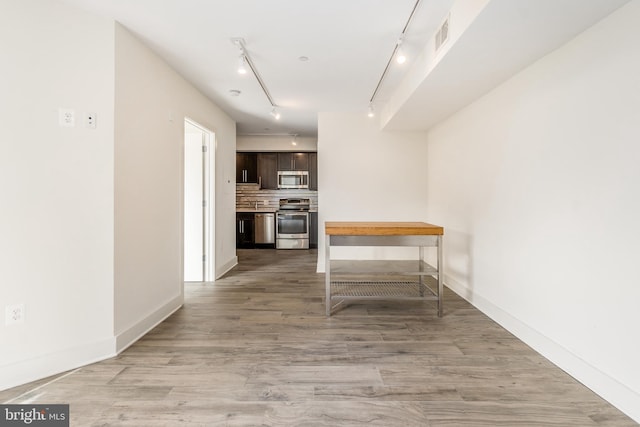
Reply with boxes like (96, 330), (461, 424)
(237, 211), (318, 249)
(310, 212), (318, 249)
(236, 213), (255, 248)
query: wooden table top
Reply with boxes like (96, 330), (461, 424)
(325, 221), (444, 236)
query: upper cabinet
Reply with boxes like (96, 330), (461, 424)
(257, 153), (278, 189)
(308, 152), (318, 191)
(278, 152), (309, 171)
(236, 153), (257, 183)
(237, 151), (317, 190)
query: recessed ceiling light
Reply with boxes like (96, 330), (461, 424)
(298, 56), (309, 62)
(229, 89), (241, 96)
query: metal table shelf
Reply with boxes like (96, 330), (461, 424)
(325, 222), (444, 316)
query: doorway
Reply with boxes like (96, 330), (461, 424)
(184, 119), (215, 282)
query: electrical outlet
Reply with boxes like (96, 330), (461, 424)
(84, 112), (97, 129)
(58, 108), (75, 127)
(5, 303), (25, 325)
(263, 200), (268, 206)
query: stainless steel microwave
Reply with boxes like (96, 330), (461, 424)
(277, 171), (309, 189)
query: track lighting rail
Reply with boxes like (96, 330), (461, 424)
(232, 38), (278, 109)
(368, 0), (421, 105)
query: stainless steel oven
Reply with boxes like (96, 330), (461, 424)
(276, 198), (310, 249)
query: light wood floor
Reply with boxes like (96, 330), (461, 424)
(1, 249), (636, 426)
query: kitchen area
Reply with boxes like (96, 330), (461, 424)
(236, 149), (318, 250)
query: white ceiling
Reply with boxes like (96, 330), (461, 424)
(61, 0), (630, 137)
(383, 0), (632, 131)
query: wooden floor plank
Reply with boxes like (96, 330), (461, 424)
(1, 249), (635, 426)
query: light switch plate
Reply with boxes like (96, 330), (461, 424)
(58, 108), (75, 127)
(84, 112), (97, 128)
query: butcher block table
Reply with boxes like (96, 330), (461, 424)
(324, 222), (444, 316)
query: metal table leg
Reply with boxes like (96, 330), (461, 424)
(325, 235), (331, 316)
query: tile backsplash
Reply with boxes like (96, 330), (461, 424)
(236, 183), (318, 211)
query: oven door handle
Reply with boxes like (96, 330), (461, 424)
(277, 212), (308, 218)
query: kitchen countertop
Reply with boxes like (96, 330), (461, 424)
(236, 209), (318, 213)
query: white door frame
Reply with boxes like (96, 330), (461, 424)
(184, 118), (215, 282)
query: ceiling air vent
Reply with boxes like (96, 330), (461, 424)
(435, 15), (450, 52)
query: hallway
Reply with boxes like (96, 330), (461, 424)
(1, 249), (634, 426)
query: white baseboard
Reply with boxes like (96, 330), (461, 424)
(216, 256), (238, 279)
(1, 295), (183, 394)
(0, 337), (116, 394)
(445, 275), (640, 424)
(115, 295), (183, 353)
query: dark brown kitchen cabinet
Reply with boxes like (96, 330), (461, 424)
(257, 153), (278, 189)
(309, 211), (318, 249)
(236, 153), (257, 183)
(236, 212), (255, 248)
(277, 152), (309, 171)
(308, 152), (318, 191)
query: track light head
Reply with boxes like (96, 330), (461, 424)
(396, 50), (407, 64)
(396, 37), (406, 64)
(232, 37), (279, 119)
(368, 1), (420, 113)
(238, 54), (247, 74)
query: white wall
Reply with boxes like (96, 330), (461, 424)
(0, 0), (237, 390)
(316, 112), (429, 271)
(113, 24), (237, 350)
(426, 1), (640, 420)
(237, 135), (317, 152)
(0, 0), (116, 389)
